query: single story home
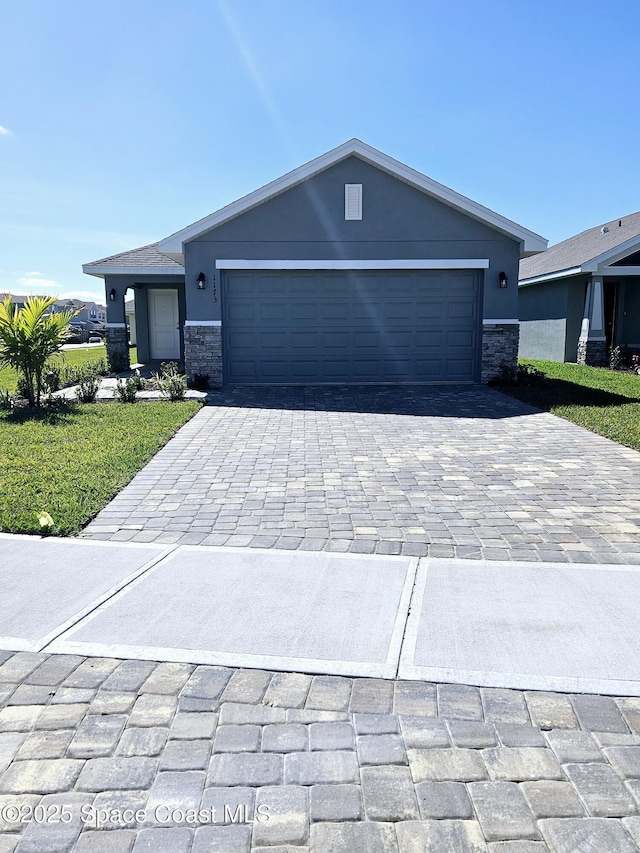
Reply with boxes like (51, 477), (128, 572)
(519, 212), (640, 365)
(84, 139), (547, 386)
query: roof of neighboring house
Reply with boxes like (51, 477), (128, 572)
(520, 211), (640, 282)
(83, 243), (184, 277)
(0, 293), (31, 304)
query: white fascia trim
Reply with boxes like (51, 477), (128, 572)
(518, 267), (583, 286)
(483, 319), (520, 324)
(82, 265), (184, 278)
(215, 259), (490, 271)
(184, 320), (222, 327)
(157, 139), (548, 256)
(583, 233), (640, 271)
(105, 322), (127, 328)
(600, 266), (640, 276)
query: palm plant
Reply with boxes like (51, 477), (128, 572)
(0, 295), (78, 407)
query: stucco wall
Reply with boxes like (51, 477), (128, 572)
(518, 319), (567, 362)
(183, 156), (521, 324)
(519, 279), (569, 362)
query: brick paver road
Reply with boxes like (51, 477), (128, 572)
(84, 386), (640, 563)
(0, 652), (640, 851)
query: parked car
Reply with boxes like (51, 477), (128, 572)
(67, 324), (89, 344)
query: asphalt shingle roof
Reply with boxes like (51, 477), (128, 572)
(84, 243), (183, 270)
(519, 211), (640, 281)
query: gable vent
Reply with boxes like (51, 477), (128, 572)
(345, 184), (362, 220)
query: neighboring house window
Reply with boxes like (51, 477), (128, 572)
(345, 184), (362, 220)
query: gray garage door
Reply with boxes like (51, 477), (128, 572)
(223, 270), (480, 383)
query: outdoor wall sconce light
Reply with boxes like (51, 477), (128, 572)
(196, 272), (206, 290)
(108, 288), (116, 301)
(498, 271), (508, 289)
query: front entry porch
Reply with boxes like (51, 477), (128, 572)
(578, 274), (640, 366)
(104, 278), (186, 374)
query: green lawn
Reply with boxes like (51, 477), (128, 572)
(496, 360), (640, 450)
(0, 345), (138, 393)
(0, 401), (200, 535)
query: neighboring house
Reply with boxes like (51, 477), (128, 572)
(0, 293), (30, 310)
(83, 139), (547, 384)
(125, 299), (136, 345)
(0, 294), (106, 332)
(519, 212), (640, 365)
(54, 299), (106, 330)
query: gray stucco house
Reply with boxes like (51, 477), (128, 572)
(519, 212), (640, 365)
(84, 139), (546, 385)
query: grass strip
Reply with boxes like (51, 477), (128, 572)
(0, 400), (200, 535)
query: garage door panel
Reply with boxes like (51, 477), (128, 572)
(447, 301), (477, 319)
(321, 332), (351, 348)
(447, 359), (475, 377)
(447, 330), (476, 347)
(223, 270), (479, 383)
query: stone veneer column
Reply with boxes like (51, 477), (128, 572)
(481, 322), (520, 383)
(105, 325), (130, 374)
(184, 323), (223, 388)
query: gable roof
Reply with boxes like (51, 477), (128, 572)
(157, 139), (547, 262)
(519, 211), (640, 283)
(83, 243), (183, 278)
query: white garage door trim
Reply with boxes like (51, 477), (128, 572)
(216, 259), (490, 270)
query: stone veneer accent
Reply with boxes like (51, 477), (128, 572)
(184, 324), (223, 388)
(105, 327), (130, 374)
(481, 323), (519, 383)
(577, 338), (608, 367)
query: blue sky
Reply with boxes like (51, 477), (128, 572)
(1, 0), (639, 304)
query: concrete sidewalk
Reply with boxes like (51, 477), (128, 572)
(3, 535), (640, 851)
(2, 534), (640, 696)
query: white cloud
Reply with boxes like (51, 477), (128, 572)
(0, 125), (12, 137)
(17, 274), (60, 291)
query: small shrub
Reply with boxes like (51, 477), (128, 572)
(0, 388), (13, 410)
(489, 362), (517, 385)
(516, 362), (548, 387)
(61, 357), (108, 388)
(75, 365), (101, 403)
(489, 362), (548, 387)
(610, 345), (623, 370)
(129, 370), (146, 391)
(15, 373), (31, 400)
(114, 376), (139, 403)
(153, 361), (187, 401)
(189, 373), (210, 391)
(43, 366), (61, 393)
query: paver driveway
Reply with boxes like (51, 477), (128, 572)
(2, 651), (640, 852)
(84, 385), (640, 562)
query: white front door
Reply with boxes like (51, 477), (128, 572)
(149, 289), (180, 360)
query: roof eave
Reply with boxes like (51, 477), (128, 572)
(82, 264), (184, 278)
(518, 266), (584, 286)
(157, 139), (548, 258)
